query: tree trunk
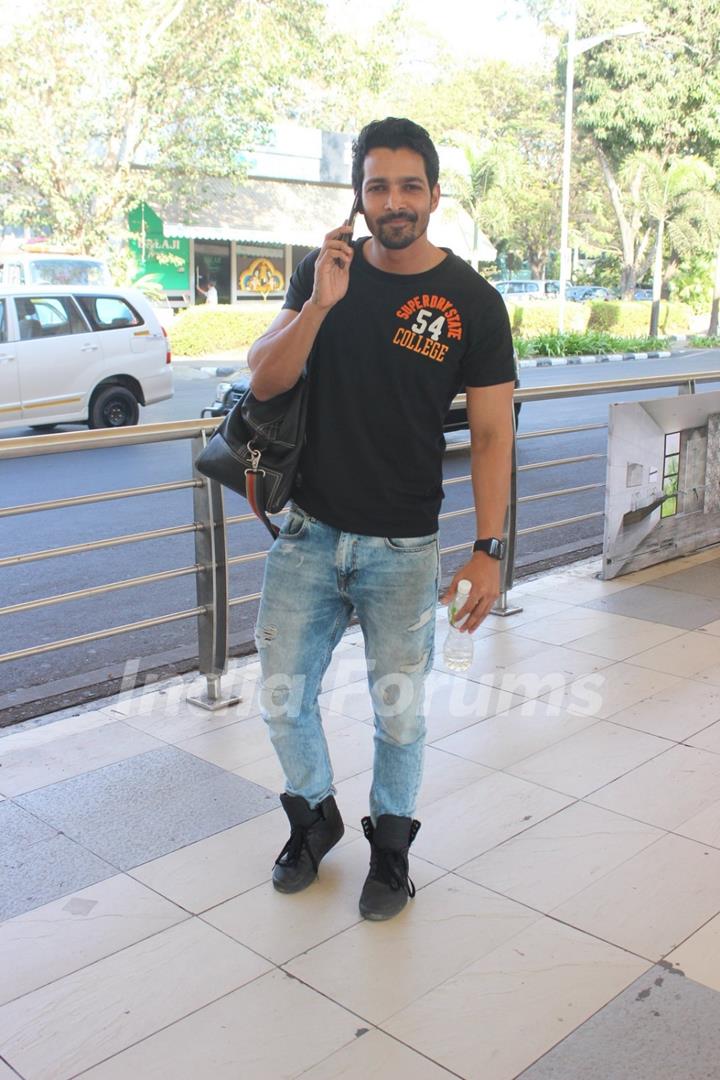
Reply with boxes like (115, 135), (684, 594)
(596, 144), (638, 299)
(650, 217), (664, 338)
(710, 243), (720, 337)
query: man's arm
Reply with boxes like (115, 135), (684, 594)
(248, 226), (354, 401)
(441, 380), (515, 632)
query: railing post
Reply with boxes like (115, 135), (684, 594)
(492, 404), (523, 617)
(187, 434), (240, 712)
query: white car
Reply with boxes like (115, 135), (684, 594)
(0, 285), (173, 431)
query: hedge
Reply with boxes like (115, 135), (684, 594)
(169, 306), (277, 356)
(508, 300), (692, 339)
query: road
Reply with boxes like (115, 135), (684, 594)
(2, 347), (719, 719)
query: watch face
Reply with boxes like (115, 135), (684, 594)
(489, 538), (505, 559)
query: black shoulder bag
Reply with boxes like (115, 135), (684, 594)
(194, 375), (308, 540)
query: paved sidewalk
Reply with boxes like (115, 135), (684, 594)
(3, 551), (720, 1078)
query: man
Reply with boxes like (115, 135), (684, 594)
(198, 278), (218, 305)
(248, 117), (515, 920)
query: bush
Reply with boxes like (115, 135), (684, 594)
(587, 300), (692, 336)
(690, 335), (720, 347)
(508, 299), (692, 341)
(169, 305), (276, 356)
(526, 331), (669, 357)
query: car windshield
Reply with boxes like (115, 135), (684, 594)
(29, 259), (107, 285)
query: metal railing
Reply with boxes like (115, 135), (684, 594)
(1, 369), (718, 709)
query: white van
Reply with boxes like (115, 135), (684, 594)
(0, 285), (173, 431)
(0, 252), (111, 287)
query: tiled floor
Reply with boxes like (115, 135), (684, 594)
(3, 550), (720, 1079)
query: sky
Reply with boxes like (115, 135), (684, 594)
(323, 0), (555, 66)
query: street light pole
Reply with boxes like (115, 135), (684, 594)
(557, 13), (647, 334)
(557, 0), (577, 336)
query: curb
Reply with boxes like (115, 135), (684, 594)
(518, 350), (672, 368)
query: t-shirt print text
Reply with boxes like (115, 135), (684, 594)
(393, 293), (464, 364)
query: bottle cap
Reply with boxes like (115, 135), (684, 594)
(457, 579), (472, 595)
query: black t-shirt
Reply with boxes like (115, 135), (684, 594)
(283, 238), (515, 537)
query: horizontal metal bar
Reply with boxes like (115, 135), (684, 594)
(227, 551), (270, 566)
(443, 473), (471, 486)
(229, 591), (262, 607)
(439, 541), (473, 557)
(438, 506), (474, 522)
(0, 565), (201, 618)
(0, 522), (200, 569)
(0, 480), (202, 520)
(518, 422), (608, 439)
(518, 483), (605, 504)
(517, 511), (605, 536)
(0, 606), (206, 665)
(514, 371), (720, 403)
(0, 417), (222, 460)
(518, 453), (606, 472)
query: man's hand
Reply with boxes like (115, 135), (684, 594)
(311, 225), (355, 311)
(441, 554), (500, 633)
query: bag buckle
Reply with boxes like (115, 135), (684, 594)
(246, 443), (262, 472)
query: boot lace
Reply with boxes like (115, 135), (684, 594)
(369, 848), (416, 898)
(275, 826), (319, 872)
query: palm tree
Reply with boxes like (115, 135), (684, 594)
(628, 153), (720, 336)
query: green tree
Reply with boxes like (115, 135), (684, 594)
(519, 0), (720, 295)
(628, 153), (720, 332)
(0, 0), (326, 253)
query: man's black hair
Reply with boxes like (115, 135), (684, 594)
(351, 117), (440, 193)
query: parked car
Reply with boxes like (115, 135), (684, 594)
(492, 280), (555, 301)
(0, 251), (111, 286)
(0, 285), (173, 431)
(202, 354), (522, 431)
(633, 288), (653, 301)
(569, 285), (613, 302)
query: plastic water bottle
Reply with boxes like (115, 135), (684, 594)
(443, 579), (474, 672)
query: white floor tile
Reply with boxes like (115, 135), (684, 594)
(509, 608), (622, 647)
(431, 698), (600, 770)
(543, 662), (681, 721)
(507, 721), (670, 798)
(666, 912), (720, 992)
(687, 718), (720, 755)
(298, 1027), (453, 1080)
(0, 919), (270, 1080)
(459, 801), (663, 912)
(286, 874), (539, 1024)
(413, 771), (573, 870)
(551, 832), (720, 957)
(588, 744), (720, 831)
(423, 670), (525, 741)
(78, 969), (359, 1080)
(0, 874), (188, 1008)
(202, 834), (444, 965)
(384, 916), (648, 1080)
(629, 631), (720, 678)
(129, 807), (291, 912)
(569, 617), (684, 661)
(610, 678), (720, 741)
(476, 643), (613, 701)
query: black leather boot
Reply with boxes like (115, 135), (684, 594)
(359, 815), (421, 920)
(272, 792), (344, 893)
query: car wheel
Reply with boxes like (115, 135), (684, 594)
(89, 386), (139, 429)
(31, 424), (57, 433)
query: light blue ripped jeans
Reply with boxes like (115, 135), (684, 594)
(255, 503), (439, 822)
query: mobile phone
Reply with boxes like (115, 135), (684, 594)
(340, 193), (360, 242)
(334, 194), (360, 266)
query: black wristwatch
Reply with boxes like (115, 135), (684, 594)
(473, 537), (506, 560)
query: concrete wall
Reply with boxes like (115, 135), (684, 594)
(602, 403), (666, 577)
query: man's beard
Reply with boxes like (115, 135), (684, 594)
(375, 212), (423, 249)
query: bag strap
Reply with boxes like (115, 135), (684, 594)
(245, 468), (280, 540)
